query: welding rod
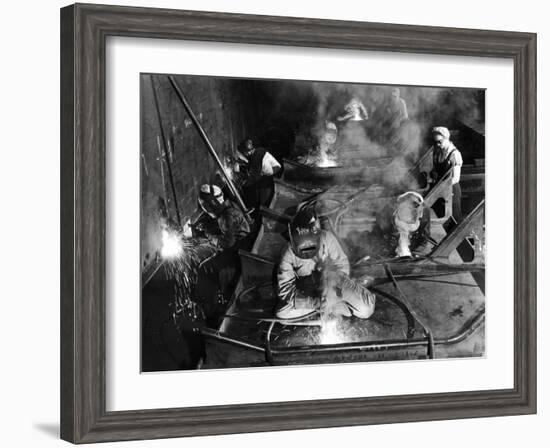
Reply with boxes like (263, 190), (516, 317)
(167, 75), (252, 223)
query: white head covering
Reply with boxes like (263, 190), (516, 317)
(432, 126), (450, 140)
(394, 192), (424, 257)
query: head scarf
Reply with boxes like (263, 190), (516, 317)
(432, 126), (450, 140)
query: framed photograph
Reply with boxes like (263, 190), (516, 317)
(60, 3), (536, 443)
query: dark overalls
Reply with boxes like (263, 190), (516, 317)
(241, 147), (274, 210)
(433, 148), (462, 223)
(195, 201), (252, 325)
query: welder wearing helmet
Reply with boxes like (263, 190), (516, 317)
(275, 208), (375, 320)
(197, 183), (250, 250)
(372, 191), (431, 258)
(195, 184), (252, 323)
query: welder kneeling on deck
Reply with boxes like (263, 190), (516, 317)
(275, 208), (376, 320)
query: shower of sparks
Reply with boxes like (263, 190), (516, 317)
(318, 317), (345, 345)
(317, 150), (338, 168)
(161, 228), (184, 259)
(161, 229), (218, 324)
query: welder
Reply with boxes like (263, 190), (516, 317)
(194, 184), (252, 324)
(336, 97), (369, 122)
(371, 191), (431, 258)
(235, 137), (281, 211)
(383, 87), (409, 128)
(275, 207), (375, 320)
(378, 87), (409, 146)
(297, 121), (339, 167)
(335, 97), (371, 162)
(429, 126), (463, 222)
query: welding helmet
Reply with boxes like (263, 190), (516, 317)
(288, 208), (322, 259)
(395, 191), (424, 225)
(198, 184), (225, 218)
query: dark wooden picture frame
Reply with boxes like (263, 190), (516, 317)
(60, 3), (536, 444)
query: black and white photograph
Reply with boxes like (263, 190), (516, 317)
(140, 74), (486, 371)
(2, 0), (543, 445)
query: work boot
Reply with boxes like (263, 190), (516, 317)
(274, 296), (318, 320)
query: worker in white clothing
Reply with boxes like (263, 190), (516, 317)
(275, 208), (376, 320)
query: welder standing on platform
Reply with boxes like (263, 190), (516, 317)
(235, 137), (281, 211)
(430, 126), (463, 222)
(275, 208), (375, 320)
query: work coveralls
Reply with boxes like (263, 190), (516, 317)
(275, 230), (375, 319)
(196, 200), (251, 324)
(432, 143), (463, 223)
(371, 203), (431, 258)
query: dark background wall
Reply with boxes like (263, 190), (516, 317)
(140, 74), (258, 273)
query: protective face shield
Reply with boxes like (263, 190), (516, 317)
(393, 192), (424, 258)
(198, 184), (225, 218)
(289, 208), (322, 259)
(395, 191), (424, 225)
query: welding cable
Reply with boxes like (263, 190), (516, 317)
(263, 309), (320, 366)
(265, 321), (276, 365)
(368, 286), (417, 340)
(234, 282), (274, 309)
(384, 263), (435, 359)
(233, 283), (319, 321)
(318, 199), (348, 218)
(299, 196), (348, 221)
(333, 206), (349, 235)
(223, 312), (320, 324)
(435, 305), (485, 345)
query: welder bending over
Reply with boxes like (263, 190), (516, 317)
(371, 191), (431, 258)
(196, 183), (251, 250)
(194, 184), (251, 323)
(275, 208), (375, 320)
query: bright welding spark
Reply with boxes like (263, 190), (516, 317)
(318, 318), (344, 345)
(317, 149), (338, 168)
(161, 229), (183, 259)
(317, 158), (337, 168)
